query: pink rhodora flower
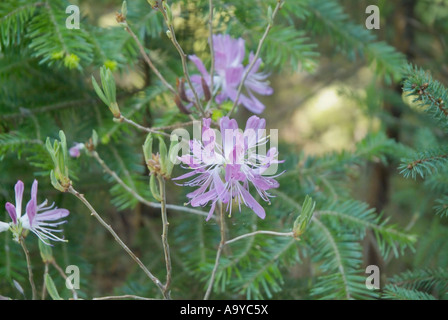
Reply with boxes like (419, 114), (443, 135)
(174, 116), (283, 221)
(69, 143), (84, 158)
(2, 180), (69, 244)
(188, 34), (273, 114)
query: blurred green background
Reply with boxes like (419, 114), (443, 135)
(0, 0), (447, 299)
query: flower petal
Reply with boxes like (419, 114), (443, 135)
(14, 180), (24, 219)
(35, 208), (69, 222)
(5, 202), (17, 225)
(189, 55), (210, 81)
(26, 197), (37, 228)
(0, 221), (10, 233)
(239, 188), (266, 219)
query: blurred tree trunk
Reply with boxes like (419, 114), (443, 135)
(364, 0), (417, 271)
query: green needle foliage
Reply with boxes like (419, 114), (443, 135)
(0, 0), (447, 301)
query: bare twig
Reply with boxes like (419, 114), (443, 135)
(50, 260), (78, 300)
(93, 295), (157, 300)
(206, 0), (215, 111)
(117, 115), (171, 137)
(124, 22), (176, 95)
(204, 202), (225, 300)
(227, 0), (284, 116)
(19, 238), (37, 300)
(41, 263), (49, 300)
(90, 150), (214, 219)
(67, 186), (168, 299)
(160, 6), (206, 116)
(157, 176), (172, 297)
(225, 230), (294, 245)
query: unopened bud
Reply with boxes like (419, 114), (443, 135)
(166, 30), (172, 40)
(201, 77), (211, 102)
(174, 95), (191, 114)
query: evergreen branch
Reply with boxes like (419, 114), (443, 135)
(261, 26), (318, 72)
(312, 218), (351, 299)
(0, 1), (44, 48)
(399, 147), (448, 179)
(315, 202), (417, 257)
(434, 195), (448, 218)
(235, 238), (297, 299)
(305, 0), (405, 82)
(27, 1), (93, 68)
(387, 268), (448, 292)
(402, 64), (448, 130)
(382, 285), (436, 300)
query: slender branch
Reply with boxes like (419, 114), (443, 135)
(67, 186), (168, 299)
(160, 7), (206, 116)
(151, 120), (196, 131)
(312, 218), (351, 300)
(206, 0), (215, 111)
(93, 295), (156, 300)
(117, 115), (171, 137)
(90, 150), (214, 219)
(225, 230), (294, 245)
(158, 175), (172, 297)
(19, 238), (37, 300)
(41, 263), (49, 300)
(124, 22), (176, 95)
(50, 260), (78, 300)
(227, 0), (284, 116)
(204, 202), (225, 300)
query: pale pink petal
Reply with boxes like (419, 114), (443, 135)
(14, 180), (24, 219)
(240, 188), (266, 219)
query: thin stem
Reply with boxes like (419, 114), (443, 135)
(19, 238), (37, 300)
(124, 22), (176, 95)
(157, 176), (172, 297)
(50, 260), (78, 300)
(90, 150), (214, 219)
(41, 263), (49, 300)
(118, 115), (171, 137)
(151, 120), (196, 131)
(206, 0), (215, 111)
(93, 295), (156, 300)
(227, 0), (284, 117)
(225, 231), (294, 245)
(67, 186), (168, 299)
(160, 8), (206, 116)
(204, 202), (225, 300)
